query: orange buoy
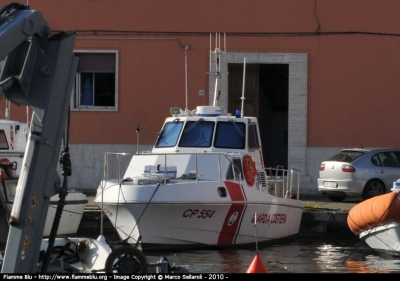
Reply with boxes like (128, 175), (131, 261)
(246, 252), (268, 273)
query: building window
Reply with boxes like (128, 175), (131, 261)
(72, 51), (118, 111)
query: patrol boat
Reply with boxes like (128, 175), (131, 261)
(95, 33), (303, 249)
(95, 105), (303, 250)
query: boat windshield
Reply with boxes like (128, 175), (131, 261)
(179, 120), (214, 147)
(214, 121), (245, 149)
(155, 121), (184, 147)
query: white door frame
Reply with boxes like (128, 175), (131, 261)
(209, 52), (308, 173)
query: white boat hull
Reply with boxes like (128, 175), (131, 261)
(360, 222), (400, 256)
(96, 180), (303, 250)
(43, 192), (87, 237)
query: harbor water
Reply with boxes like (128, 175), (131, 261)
(143, 234), (400, 273)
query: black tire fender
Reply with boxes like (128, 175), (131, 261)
(105, 246), (148, 273)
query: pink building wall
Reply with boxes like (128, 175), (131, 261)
(1, 0), (400, 148)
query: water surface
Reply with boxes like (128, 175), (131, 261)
(144, 235), (400, 273)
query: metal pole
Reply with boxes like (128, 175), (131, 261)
(240, 56), (246, 117)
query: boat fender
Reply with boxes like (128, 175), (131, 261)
(105, 246), (149, 273)
(243, 155), (257, 186)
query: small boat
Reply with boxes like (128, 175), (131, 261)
(347, 182), (400, 256)
(0, 118), (87, 237)
(0, 235), (153, 273)
(44, 191), (88, 237)
(95, 35), (303, 250)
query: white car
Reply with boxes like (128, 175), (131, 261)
(318, 148), (400, 201)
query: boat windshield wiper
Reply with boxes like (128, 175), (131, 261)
(158, 118), (180, 137)
(229, 119), (245, 137)
(155, 118), (182, 147)
(184, 118), (204, 133)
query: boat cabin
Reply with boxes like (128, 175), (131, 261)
(152, 106), (261, 155)
(0, 120), (27, 177)
(0, 120), (28, 215)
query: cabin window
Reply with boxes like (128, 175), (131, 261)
(214, 121), (245, 149)
(248, 124), (261, 149)
(179, 120), (214, 147)
(226, 158), (244, 180)
(155, 121), (183, 147)
(0, 130), (9, 150)
(71, 51), (118, 111)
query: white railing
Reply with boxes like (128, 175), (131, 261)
(264, 166), (301, 200)
(102, 152), (243, 184)
(102, 152), (301, 199)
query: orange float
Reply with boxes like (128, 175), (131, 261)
(243, 155), (257, 186)
(347, 192), (400, 235)
(246, 252), (268, 273)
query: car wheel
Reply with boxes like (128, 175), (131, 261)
(326, 194), (346, 202)
(362, 179), (385, 200)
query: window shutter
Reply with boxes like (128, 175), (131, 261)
(75, 53), (116, 73)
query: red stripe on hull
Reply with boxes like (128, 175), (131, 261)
(217, 203), (246, 245)
(217, 182), (246, 245)
(224, 181), (245, 201)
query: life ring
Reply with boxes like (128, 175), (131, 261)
(243, 155), (257, 186)
(0, 158), (12, 181)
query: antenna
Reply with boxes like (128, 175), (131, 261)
(240, 56), (246, 117)
(213, 34), (221, 106)
(136, 125), (140, 154)
(210, 32), (227, 107)
(354, 135), (363, 149)
(184, 44), (190, 115)
(5, 99), (10, 120)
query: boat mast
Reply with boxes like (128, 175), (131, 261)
(240, 56), (246, 117)
(211, 33), (226, 107)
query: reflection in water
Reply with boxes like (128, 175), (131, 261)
(345, 260), (390, 273)
(217, 250), (244, 273)
(145, 238), (400, 273)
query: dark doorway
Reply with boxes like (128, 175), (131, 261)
(259, 64), (289, 168)
(228, 63), (289, 168)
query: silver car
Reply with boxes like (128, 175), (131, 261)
(318, 148), (400, 201)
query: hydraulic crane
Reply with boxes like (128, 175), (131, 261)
(0, 3), (77, 273)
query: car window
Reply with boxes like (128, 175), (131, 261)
(371, 154), (382, 166)
(378, 152), (400, 168)
(326, 151), (364, 162)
